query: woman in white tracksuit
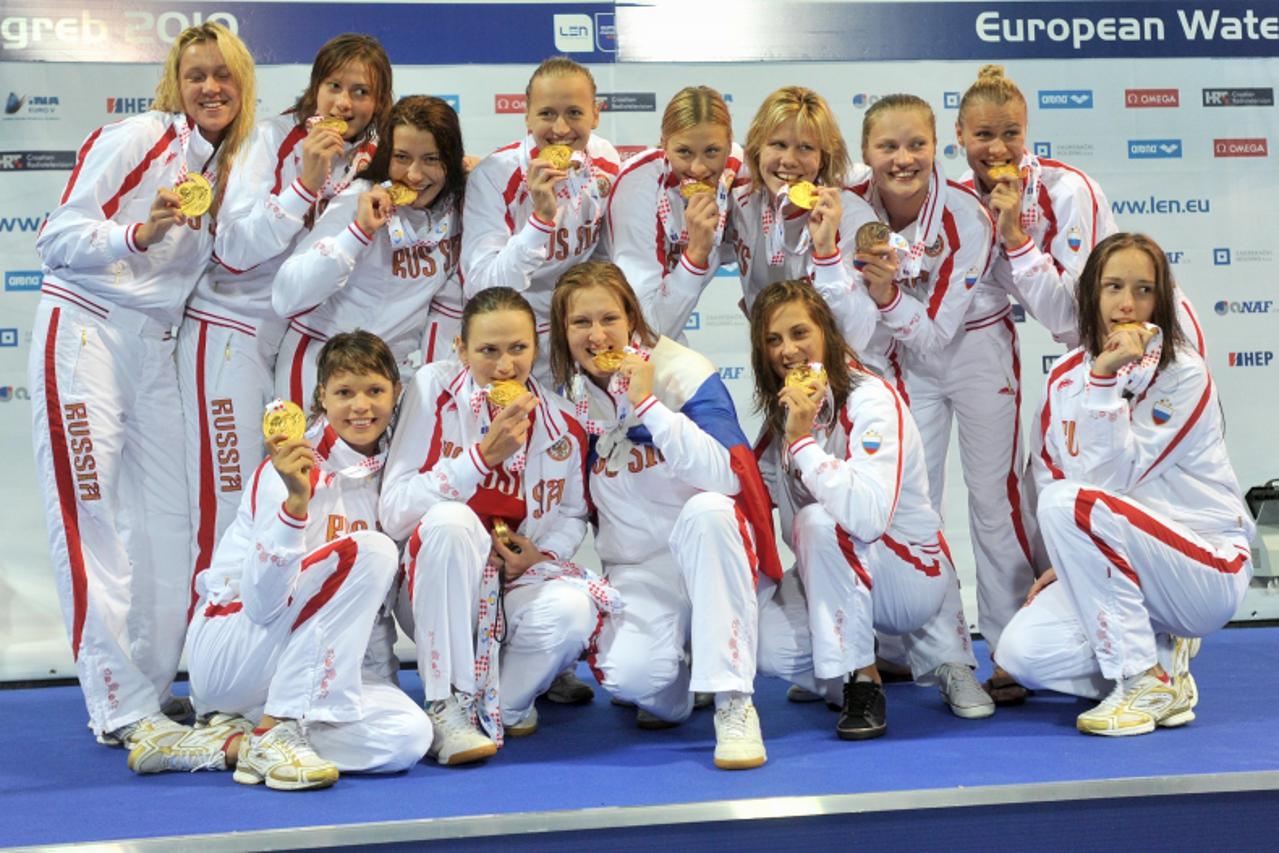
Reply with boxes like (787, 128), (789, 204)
(30, 23), (254, 748)
(997, 234), (1253, 737)
(380, 287), (615, 766)
(180, 33), (392, 618)
(751, 280), (950, 741)
(549, 261), (781, 770)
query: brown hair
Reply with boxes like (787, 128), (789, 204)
(289, 33), (393, 142)
(357, 95), (467, 210)
(1077, 233), (1185, 370)
(152, 22), (255, 215)
(660, 85), (732, 144)
(460, 287), (538, 347)
(548, 261), (659, 388)
(745, 86), (851, 189)
(749, 280), (861, 436)
(525, 55), (597, 99)
(861, 93), (936, 151)
(310, 329), (401, 419)
(957, 64), (1028, 126)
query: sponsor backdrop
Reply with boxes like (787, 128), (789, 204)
(1, 1), (1277, 680)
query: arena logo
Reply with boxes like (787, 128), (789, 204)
(0, 328), (19, 347)
(1202, 87), (1274, 107)
(105, 96), (153, 114)
(1127, 139), (1181, 158)
(1214, 299), (1275, 315)
(1227, 351), (1274, 367)
(4, 92), (59, 117)
(1213, 138), (1268, 157)
(0, 150), (75, 170)
(598, 93), (656, 113)
(717, 366), (746, 381)
(1125, 88), (1179, 108)
(552, 13), (594, 53)
(4, 270), (40, 291)
(0, 385), (30, 402)
(494, 93), (526, 114)
(1038, 90), (1093, 109)
(851, 94), (882, 109)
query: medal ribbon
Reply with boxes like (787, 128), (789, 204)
(1016, 150), (1043, 231)
(762, 186), (812, 267)
(173, 115), (216, 185)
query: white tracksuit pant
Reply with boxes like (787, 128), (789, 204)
(758, 503), (950, 703)
(396, 502), (596, 722)
(29, 299), (191, 734)
(590, 492), (758, 722)
(177, 314), (284, 602)
(996, 480), (1251, 698)
(187, 530), (430, 772)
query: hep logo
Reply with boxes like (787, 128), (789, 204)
(1228, 351), (1274, 367)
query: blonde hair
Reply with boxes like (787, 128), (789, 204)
(861, 94), (936, 151)
(525, 55), (596, 99)
(660, 86), (732, 144)
(152, 22), (255, 216)
(957, 64), (1027, 124)
(745, 86), (851, 189)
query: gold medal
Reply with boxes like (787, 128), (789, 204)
(988, 163), (1019, 182)
(785, 363), (827, 390)
(541, 144), (573, 170)
(680, 181), (715, 200)
(262, 399), (307, 442)
(592, 350), (626, 373)
(855, 221), (892, 253)
(175, 173), (212, 218)
(492, 518), (512, 545)
(314, 116), (348, 135)
(488, 380), (526, 408)
(787, 180), (818, 210)
(386, 181), (419, 206)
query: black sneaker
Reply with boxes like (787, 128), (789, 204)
(836, 680), (887, 740)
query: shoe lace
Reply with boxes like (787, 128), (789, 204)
(718, 698), (750, 738)
(431, 697), (476, 735)
(844, 681), (877, 716)
(265, 720), (312, 757)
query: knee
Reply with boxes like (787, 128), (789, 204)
(991, 608), (1037, 685)
(381, 706), (433, 772)
(1035, 479), (1084, 533)
(349, 530), (400, 581)
(513, 586), (595, 654)
(603, 637), (682, 701)
(793, 502), (837, 548)
(671, 491), (735, 542)
(419, 502), (484, 539)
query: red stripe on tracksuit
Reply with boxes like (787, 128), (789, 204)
(102, 125), (179, 219)
(887, 346), (910, 407)
(291, 537), (359, 631)
(1001, 317), (1034, 563)
(189, 321), (218, 622)
(1072, 488), (1249, 589)
(42, 308), (90, 660)
(289, 333), (314, 407)
(835, 525), (874, 590)
(419, 389), (453, 473)
(501, 167), (523, 232)
(60, 127), (105, 205)
(270, 126), (308, 195)
(1039, 351), (1085, 480)
(1138, 377), (1213, 485)
(404, 527), (423, 603)
(924, 212), (961, 319)
(882, 534), (943, 577)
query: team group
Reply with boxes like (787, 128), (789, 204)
(27, 23), (1254, 788)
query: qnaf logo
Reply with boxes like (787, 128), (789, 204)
(1203, 88), (1274, 107)
(1213, 138), (1268, 158)
(0, 385), (30, 402)
(1125, 89), (1179, 108)
(552, 13), (594, 53)
(851, 94), (882, 109)
(494, 94), (526, 114)
(4, 270), (40, 291)
(1038, 90), (1093, 109)
(1214, 300), (1275, 316)
(1127, 139), (1181, 159)
(106, 97), (153, 114)
(1227, 351), (1274, 367)
(942, 143), (961, 159)
(717, 366), (746, 381)
(435, 94), (460, 114)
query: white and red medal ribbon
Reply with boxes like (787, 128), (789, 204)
(762, 186), (812, 267)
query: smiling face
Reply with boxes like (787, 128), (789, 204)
(1097, 247), (1158, 337)
(663, 122), (732, 184)
(387, 125), (446, 209)
(957, 99), (1027, 194)
(862, 107), (935, 219)
(179, 40), (241, 143)
(318, 369), (398, 455)
(764, 299), (826, 381)
(564, 285), (632, 387)
(525, 72), (600, 152)
(757, 118), (822, 196)
(457, 309), (537, 387)
(315, 59), (376, 141)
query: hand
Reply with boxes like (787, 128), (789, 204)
(527, 158), (567, 223)
(478, 392), (537, 465)
(134, 188), (185, 248)
(493, 528), (551, 582)
(620, 355), (655, 407)
(298, 123), (345, 195)
(266, 433), (316, 519)
(807, 187), (842, 257)
(463, 154), (481, 174)
(683, 191), (720, 268)
(988, 175), (1028, 248)
(356, 186), (393, 235)
(1023, 567), (1057, 607)
(780, 381), (824, 444)
(1092, 325), (1156, 377)
(855, 244), (900, 307)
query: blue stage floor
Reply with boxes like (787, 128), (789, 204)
(4, 631), (1278, 849)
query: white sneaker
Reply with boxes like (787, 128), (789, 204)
(426, 696), (498, 766)
(544, 669), (595, 704)
(233, 720), (339, 791)
(128, 717), (248, 774)
(1171, 636), (1201, 712)
(97, 711), (187, 749)
(506, 706), (539, 738)
(936, 664), (996, 719)
(713, 698), (766, 770)
(1077, 672), (1192, 736)
(786, 684), (823, 703)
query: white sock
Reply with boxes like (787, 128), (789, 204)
(854, 671), (875, 684)
(714, 690), (749, 710)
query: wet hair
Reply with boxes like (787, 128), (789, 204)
(525, 55), (597, 99)
(152, 22), (255, 215)
(1077, 233), (1185, 370)
(310, 330), (400, 419)
(289, 33), (393, 142)
(459, 287), (538, 349)
(749, 280), (861, 436)
(861, 93), (936, 152)
(549, 261), (660, 388)
(957, 64), (1028, 126)
(357, 95), (466, 210)
(745, 86), (851, 190)
(660, 86), (732, 145)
